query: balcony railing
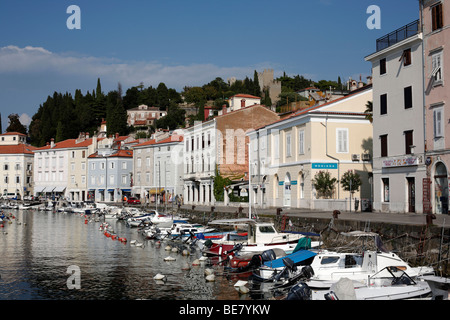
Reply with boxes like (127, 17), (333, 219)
(376, 20), (420, 52)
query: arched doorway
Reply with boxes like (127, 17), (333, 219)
(434, 161), (449, 214)
(284, 173), (291, 207)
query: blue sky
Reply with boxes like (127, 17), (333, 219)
(0, 0), (420, 131)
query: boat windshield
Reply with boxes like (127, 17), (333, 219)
(259, 225), (276, 233)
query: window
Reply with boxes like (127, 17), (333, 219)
(380, 94), (387, 115)
(286, 133), (291, 157)
(432, 51), (443, 83)
(404, 130), (413, 155)
(122, 161), (127, 169)
(432, 3), (444, 31)
(298, 130), (305, 155)
(380, 58), (386, 75)
(273, 133), (279, 159)
(382, 178), (390, 202)
(122, 175), (127, 184)
(336, 129), (348, 153)
(404, 86), (413, 109)
(401, 48), (412, 66)
(434, 107), (444, 138)
(380, 135), (388, 157)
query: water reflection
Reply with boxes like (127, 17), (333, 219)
(0, 210), (244, 300)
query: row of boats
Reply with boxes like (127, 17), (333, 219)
(6, 199), (450, 300)
(94, 204), (450, 300)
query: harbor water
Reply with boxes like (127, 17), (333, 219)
(0, 209), (245, 300)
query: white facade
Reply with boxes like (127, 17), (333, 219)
(132, 133), (184, 205)
(0, 132), (35, 199)
(365, 24), (426, 213)
(33, 142), (69, 198)
(183, 121), (217, 205)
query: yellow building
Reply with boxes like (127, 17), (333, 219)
(248, 85), (373, 211)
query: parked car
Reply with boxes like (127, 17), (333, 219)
(127, 197), (141, 205)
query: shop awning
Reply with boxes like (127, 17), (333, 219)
(53, 186), (66, 193)
(122, 189), (132, 192)
(148, 188), (165, 195)
(34, 186), (46, 193)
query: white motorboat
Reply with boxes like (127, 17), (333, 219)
(202, 218), (321, 257)
(254, 231), (434, 287)
(144, 222), (215, 240)
(126, 213), (154, 227)
(307, 268), (432, 300)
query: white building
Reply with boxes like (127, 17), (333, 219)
(183, 120), (217, 205)
(0, 132), (36, 199)
(33, 135), (97, 200)
(132, 132), (184, 205)
(365, 19), (426, 213)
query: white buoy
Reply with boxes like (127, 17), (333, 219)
(199, 256), (208, 261)
(164, 256), (176, 261)
(204, 268), (214, 276)
(205, 274), (215, 282)
(192, 259), (200, 266)
(182, 249), (190, 256)
(153, 273), (166, 281)
(238, 286), (249, 294)
(130, 240), (137, 245)
(234, 280), (248, 288)
(171, 247), (179, 253)
(181, 262), (191, 270)
(165, 245), (172, 251)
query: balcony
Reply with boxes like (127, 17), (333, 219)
(376, 20), (420, 52)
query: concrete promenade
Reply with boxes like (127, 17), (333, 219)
(172, 204), (450, 228)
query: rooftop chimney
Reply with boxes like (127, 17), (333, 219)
(222, 104), (227, 115)
(50, 138), (55, 148)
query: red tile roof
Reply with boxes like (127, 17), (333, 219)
(231, 94), (261, 99)
(35, 138), (95, 151)
(0, 144), (37, 155)
(88, 149), (133, 158)
(0, 132), (27, 136)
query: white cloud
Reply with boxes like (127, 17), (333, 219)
(0, 45), (259, 90)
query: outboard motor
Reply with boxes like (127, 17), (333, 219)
(260, 249), (277, 263)
(286, 282), (311, 300)
(273, 257), (297, 282)
(300, 265), (314, 280)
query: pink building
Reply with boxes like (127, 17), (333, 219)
(421, 0), (450, 214)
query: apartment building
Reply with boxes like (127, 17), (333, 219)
(183, 104), (280, 206)
(33, 134), (97, 200)
(132, 132), (184, 205)
(365, 19), (426, 213)
(87, 138), (133, 203)
(421, 0), (450, 214)
(248, 86), (373, 211)
(0, 132), (36, 199)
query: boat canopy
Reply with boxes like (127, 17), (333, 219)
(263, 250), (317, 269)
